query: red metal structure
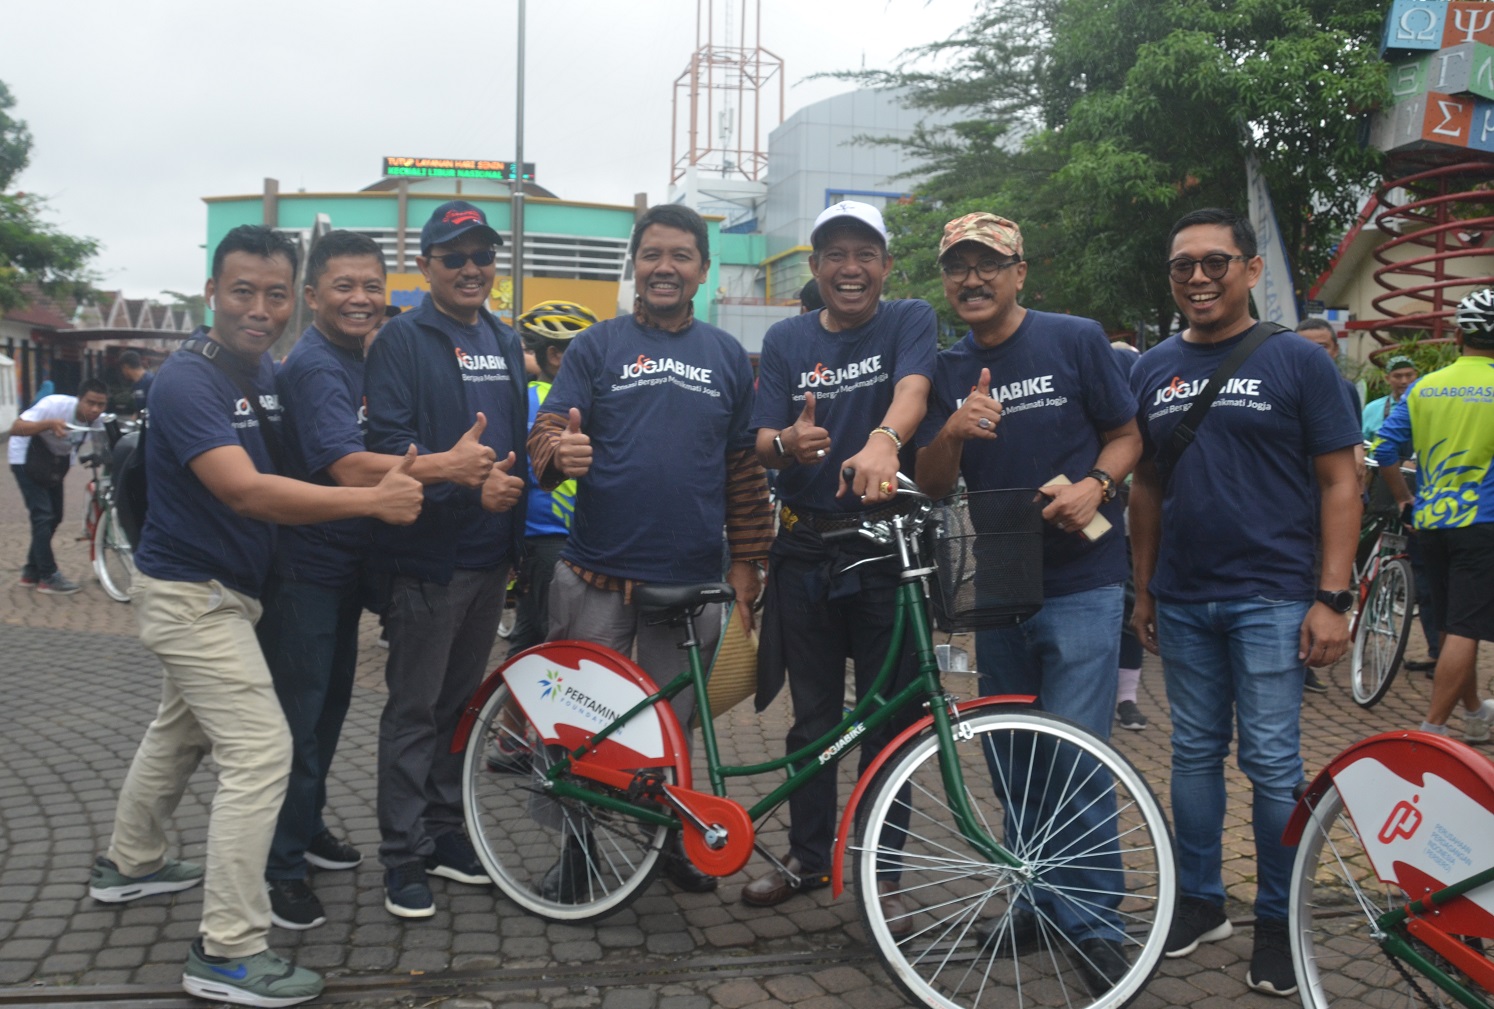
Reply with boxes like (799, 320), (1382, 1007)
(669, 0), (784, 184)
(1355, 159), (1494, 346)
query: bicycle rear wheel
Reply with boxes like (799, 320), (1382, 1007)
(93, 506), (135, 603)
(854, 709), (1175, 1009)
(462, 681), (668, 923)
(1351, 557), (1414, 709)
(1289, 784), (1471, 1009)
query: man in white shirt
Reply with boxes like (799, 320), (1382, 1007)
(7, 378), (109, 593)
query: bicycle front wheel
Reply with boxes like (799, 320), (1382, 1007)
(854, 709), (1176, 1009)
(462, 681), (668, 923)
(93, 506), (135, 603)
(1289, 784), (1469, 1009)
(1351, 557), (1414, 709)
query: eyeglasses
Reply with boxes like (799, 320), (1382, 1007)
(940, 258), (1021, 282)
(430, 249), (497, 270)
(1166, 254), (1247, 283)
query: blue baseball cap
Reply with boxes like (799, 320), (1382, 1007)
(420, 200), (502, 255)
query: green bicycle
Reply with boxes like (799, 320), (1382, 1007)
(458, 474), (1177, 1009)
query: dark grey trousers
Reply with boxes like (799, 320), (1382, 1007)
(377, 566), (507, 867)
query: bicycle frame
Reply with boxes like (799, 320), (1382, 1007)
(536, 504), (1016, 868)
(1375, 867), (1494, 1009)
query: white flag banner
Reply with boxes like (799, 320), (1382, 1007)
(1245, 154), (1301, 330)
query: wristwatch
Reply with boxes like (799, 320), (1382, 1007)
(1315, 589), (1354, 614)
(1086, 468), (1117, 503)
(773, 433), (791, 462)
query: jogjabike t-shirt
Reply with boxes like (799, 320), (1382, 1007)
(916, 310), (1137, 596)
(1130, 325), (1362, 603)
(538, 314), (757, 583)
(751, 299), (937, 514)
(272, 326), (371, 589)
(133, 339), (283, 597)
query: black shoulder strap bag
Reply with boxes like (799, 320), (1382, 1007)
(180, 338), (285, 470)
(1154, 320), (1287, 488)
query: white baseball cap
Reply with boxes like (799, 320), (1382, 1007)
(810, 200), (889, 248)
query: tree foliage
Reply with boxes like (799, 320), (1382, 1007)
(852, 0), (1389, 336)
(0, 80), (98, 312)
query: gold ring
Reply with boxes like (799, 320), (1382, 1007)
(879, 480), (893, 494)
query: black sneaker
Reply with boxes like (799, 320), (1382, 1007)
(304, 829), (362, 871)
(425, 830), (490, 886)
(267, 878), (326, 930)
(662, 834), (717, 893)
(1246, 918), (1299, 997)
(384, 860), (434, 918)
(540, 834), (593, 904)
(1164, 896), (1232, 957)
(1074, 937), (1130, 996)
(1115, 701), (1148, 731)
(1304, 669), (1328, 694)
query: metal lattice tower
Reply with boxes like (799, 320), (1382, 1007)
(670, 0), (785, 184)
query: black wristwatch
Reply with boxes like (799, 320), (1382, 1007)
(1315, 589), (1354, 614)
(1086, 468), (1117, 503)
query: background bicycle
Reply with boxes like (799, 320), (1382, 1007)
(70, 414), (138, 603)
(1350, 452), (1418, 708)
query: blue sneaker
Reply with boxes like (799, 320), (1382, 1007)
(425, 830), (490, 886)
(385, 860), (435, 918)
(89, 855), (204, 903)
(182, 939), (323, 1007)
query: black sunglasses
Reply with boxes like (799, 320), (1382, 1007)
(431, 249), (497, 270)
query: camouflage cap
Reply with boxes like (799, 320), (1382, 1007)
(1385, 355), (1416, 373)
(938, 213), (1023, 259)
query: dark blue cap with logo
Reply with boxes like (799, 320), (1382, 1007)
(420, 200), (503, 255)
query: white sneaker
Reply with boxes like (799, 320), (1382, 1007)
(1464, 700), (1494, 743)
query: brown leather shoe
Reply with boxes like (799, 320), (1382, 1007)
(877, 880), (913, 938)
(741, 856), (829, 907)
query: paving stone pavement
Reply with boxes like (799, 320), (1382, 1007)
(1, 460), (1490, 1008)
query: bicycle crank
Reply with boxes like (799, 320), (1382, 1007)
(661, 785), (755, 877)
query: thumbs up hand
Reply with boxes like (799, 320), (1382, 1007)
(481, 451), (524, 513)
(374, 445), (425, 525)
(782, 391), (831, 465)
(444, 411), (498, 488)
(556, 407), (592, 478)
(954, 368), (1001, 441)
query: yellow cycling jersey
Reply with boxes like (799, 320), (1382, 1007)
(1373, 355), (1494, 528)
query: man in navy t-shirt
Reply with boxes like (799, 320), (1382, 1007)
(529, 204), (772, 899)
(744, 201), (935, 922)
(118, 350), (154, 415)
(1129, 209), (1360, 996)
(363, 201), (527, 920)
(91, 226), (423, 1008)
(915, 212), (1140, 990)
(257, 231), (497, 931)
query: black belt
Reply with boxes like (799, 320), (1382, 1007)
(780, 502), (904, 534)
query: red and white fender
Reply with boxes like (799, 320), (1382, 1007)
(1285, 730), (1494, 939)
(453, 641), (693, 790)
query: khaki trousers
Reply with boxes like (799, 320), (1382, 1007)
(107, 573), (291, 958)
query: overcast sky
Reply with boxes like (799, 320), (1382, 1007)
(4, 0), (975, 300)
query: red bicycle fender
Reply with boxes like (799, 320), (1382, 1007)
(449, 639), (694, 791)
(1282, 730), (1494, 844)
(830, 693), (1037, 897)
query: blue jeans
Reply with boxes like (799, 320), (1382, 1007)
(12, 463), (63, 579)
(976, 583), (1125, 941)
(256, 576), (362, 880)
(1156, 596), (1310, 921)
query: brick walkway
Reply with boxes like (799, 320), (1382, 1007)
(0, 459), (1488, 1008)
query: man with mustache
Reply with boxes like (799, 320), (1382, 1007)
(914, 212), (1141, 994)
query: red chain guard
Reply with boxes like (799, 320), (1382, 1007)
(662, 785), (755, 877)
